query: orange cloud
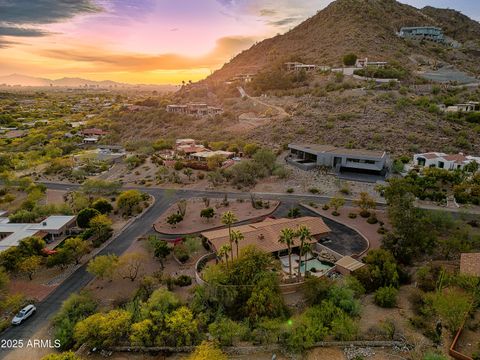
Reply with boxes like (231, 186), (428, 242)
(37, 35), (257, 72)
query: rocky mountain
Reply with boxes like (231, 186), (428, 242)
(208, 0), (480, 81)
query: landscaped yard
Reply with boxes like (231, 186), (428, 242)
(154, 197), (280, 234)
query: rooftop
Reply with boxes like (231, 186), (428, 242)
(202, 216), (331, 254)
(335, 256), (365, 272)
(289, 144), (386, 158)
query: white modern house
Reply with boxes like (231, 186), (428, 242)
(0, 215), (77, 252)
(413, 152), (480, 170)
(287, 144), (390, 176)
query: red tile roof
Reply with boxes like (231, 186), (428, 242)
(202, 217), (331, 254)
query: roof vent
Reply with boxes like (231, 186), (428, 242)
(258, 234), (265, 241)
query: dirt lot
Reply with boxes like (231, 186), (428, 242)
(154, 197), (279, 235)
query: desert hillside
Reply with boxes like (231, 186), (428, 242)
(208, 0), (480, 82)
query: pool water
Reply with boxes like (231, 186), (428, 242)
(299, 259), (333, 273)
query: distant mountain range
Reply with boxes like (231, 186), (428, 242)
(0, 73), (177, 90)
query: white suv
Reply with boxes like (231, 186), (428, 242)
(11, 304), (36, 325)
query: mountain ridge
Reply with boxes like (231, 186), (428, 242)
(206, 0), (480, 82)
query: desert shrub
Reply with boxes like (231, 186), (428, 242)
(174, 275), (192, 287)
(173, 244), (189, 263)
(348, 212), (357, 219)
(374, 286), (398, 308)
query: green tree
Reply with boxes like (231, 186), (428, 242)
(200, 207), (215, 222)
(164, 306), (198, 346)
(331, 314), (359, 340)
(53, 292), (98, 350)
(187, 341), (227, 360)
(166, 212), (183, 227)
(183, 168), (194, 181)
(231, 229), (244, 259)
(130, 319), (156, 346)
(295, 225), (312, 280)
(92, 198), (113, 214)
(63, 237), (90, 264)
(279, 227), (295, 277)
(354, 249), (399, 292)
(243, 143), (259, 157)
(374, 286), (398, 308)
(329, 196), (345, 215)
(86, 254), (119, 280)
(221, 211), (237, 260)
(207, 154), (226, 170)
(354, 192), (376, 217)
(19, 256), (42, 280)
(430, 288), (473, 334)
(41, 352), (81, 360)
(17, 236), (46, 257)
(89, 214), (113, 240)
(77, 208), (100, 228)
(74, 309), (132, 348)
(208, 317), (247, 346)
(118, 252), (145, 282)
(150, 237), (171, 269)
(343, 53), (358, 66)
(116, 189), (143, 216)
(218, 244), (231, 268)
(303, 276), (333, 306)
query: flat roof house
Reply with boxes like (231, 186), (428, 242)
(413, 152), (480, 171)
(202, 217), (331, 255)
(355, 58), (388, 68)
(398, 26), (444, 43)
(287, 144), (390, 176)
(0, 215), (77, 252)
(190, 150), (235, 162)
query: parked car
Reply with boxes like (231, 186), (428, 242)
(11, 304), (36, 325)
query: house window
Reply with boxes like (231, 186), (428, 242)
(438, 161), (444, 169)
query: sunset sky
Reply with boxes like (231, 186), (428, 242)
(0, 0), (479, 84)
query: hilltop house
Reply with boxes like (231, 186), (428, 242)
(79, 128), (108, 137)
(190, 150), (235, 162)
(287, 144), (390, 176)
(0, 215), (77, 252)
(166, 103), (223, 117)
(398, 26), (445, 43)
(284, 62), (329, 72)
(442, 101), (480, 113)
(355, 58), (388, 68)
(175, 139), (208, 155)
(413, 152), (480, 170)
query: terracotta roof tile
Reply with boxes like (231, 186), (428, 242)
(202, 217), (331, 254)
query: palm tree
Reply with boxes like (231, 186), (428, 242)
(296, 225), (312, 280)
(221, 211), (237, 260)
(302, 243), (312, 277)
(279, 227), (296, 278)
(231, 229), (244, 259)
(218, 244), (231, 269)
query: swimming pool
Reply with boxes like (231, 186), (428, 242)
(299, 258), (334, 274)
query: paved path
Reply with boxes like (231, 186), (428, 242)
(237, 87), (289, 118)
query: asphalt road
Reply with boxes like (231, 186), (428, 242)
(0, 183), (381, 358)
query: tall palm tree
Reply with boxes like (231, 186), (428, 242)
(279, 227), (295, 278)
(221, 211), (237, 260)
(231, 229), (244, 259)
(218, 244), (231, 269)
(302, 243), (312, 277)
(296, 225), (312, 280)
